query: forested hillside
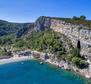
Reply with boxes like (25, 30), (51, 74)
(0, 20), (34, 37)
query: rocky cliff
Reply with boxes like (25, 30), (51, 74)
(35, 16), (51, 32)
(35, 16), (91, 60)
(0, 16), (91, 60)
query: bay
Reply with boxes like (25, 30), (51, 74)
(0, 60), (90, 84)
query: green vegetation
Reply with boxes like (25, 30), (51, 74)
(0, 49), (12, 56)
(28, 30), (64, 52)
(73, 15), (86, 20)
(13, 29), (88, 69)
(0, 20), (33, 36)
(13, 29), (66, 55)
(67, 48), (88, 69)
(13, 39), (28, 49)
(79, 15), (86, 20)
(0, 16), (89, 69)
(72, 57), (87, 68)
(0, 50), (8, 56)
(50, 15), (91, 29)
(0, 34), (15, 46)
(0, 28), (88, 69)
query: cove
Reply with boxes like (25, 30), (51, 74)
(0, 60), (90, 84)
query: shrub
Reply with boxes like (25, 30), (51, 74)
(72, 56), (88, 69)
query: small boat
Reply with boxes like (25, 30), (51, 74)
(40, 62), (43, 65)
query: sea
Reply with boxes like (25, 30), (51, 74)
(0, 60), (90, 84)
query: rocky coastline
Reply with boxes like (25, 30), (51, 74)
(12, 50), (91, 79)
(0, 48), (90, 79)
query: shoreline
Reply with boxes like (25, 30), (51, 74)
(0, 56), (33, 65)
(0, 55), (90, 83)
(0, 50), (91, 80)
(45, 59), (91, 79)
(0, 56), (90, 84)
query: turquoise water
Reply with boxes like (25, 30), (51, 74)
(0, 60), (90, 84)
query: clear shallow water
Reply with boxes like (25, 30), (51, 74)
(0, 60), (90, 84)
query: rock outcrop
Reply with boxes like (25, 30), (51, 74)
(34, 16), (91, 60)
(34, 16), (51, 32)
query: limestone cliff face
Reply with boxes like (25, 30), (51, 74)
(50, 19), (91, 58)
(35, 16), (91, 59)
(34, 16), (51, 32)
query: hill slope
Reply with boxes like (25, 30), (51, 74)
(0, 20), (34, 37)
